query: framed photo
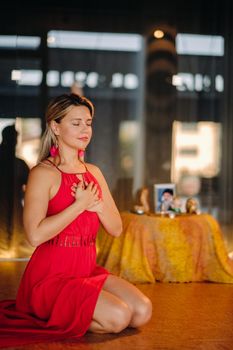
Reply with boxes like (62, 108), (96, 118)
(154, 183), (176, 213)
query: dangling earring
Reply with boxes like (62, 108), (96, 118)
(78, 149), (85, 162)
(50, 143), (59, 157)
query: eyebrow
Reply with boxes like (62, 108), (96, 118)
(70, 117), (92, 121)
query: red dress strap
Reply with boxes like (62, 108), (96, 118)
(41, 159), (88, 175)
(40, 159), (62, 173)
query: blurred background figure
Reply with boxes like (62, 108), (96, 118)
(0, 125), (29, 256)
(185, 197), (199, 214)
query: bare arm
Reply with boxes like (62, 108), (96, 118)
(23, 165), (99, 247)
(87, 164), (122, 237)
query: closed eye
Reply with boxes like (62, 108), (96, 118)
(72, 122), (92, 126)
(71, 118), (93, 126)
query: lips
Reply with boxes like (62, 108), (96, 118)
(78, 137), (89, 141)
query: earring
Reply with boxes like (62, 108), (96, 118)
(78, 149), (85, 161)
(50, 144), (59, 157)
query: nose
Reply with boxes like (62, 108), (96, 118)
(80, 121), (89, 130)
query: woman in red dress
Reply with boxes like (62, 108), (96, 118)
(0, 93), (152, 347)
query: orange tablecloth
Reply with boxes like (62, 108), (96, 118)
(96, 212), (233, 283)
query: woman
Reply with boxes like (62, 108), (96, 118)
(0, 93), (152, 347)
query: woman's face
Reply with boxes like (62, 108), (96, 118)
(52, 105), (93, 151)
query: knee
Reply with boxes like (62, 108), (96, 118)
(109, 303), (132, 333)
(131, 296), (152, 328)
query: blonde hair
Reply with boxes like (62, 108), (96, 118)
(37, 93), (94, 163)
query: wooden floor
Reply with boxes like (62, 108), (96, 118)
(1, 261), (233, 350)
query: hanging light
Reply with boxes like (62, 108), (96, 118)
(153, 30), (164, 39)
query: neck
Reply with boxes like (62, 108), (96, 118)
(58, 147), (82, 167)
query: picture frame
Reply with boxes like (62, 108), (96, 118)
(154, 183), (176, 213)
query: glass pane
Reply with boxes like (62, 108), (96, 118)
(0, 57), (42, 117)
(47, 30), (145, 211)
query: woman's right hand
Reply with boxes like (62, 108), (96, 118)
(71, 181), (101, 211)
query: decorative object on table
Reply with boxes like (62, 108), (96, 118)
(154, 183), (176, 213)
(185, 197), (199, 214)
(170, 195), (182, 213)
(168, 212), (176, 218)
(133, 187), (150, 214)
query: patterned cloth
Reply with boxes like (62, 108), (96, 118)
(97, 212), (233, 283)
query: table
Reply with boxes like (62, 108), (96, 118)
(96, 211), (233, 283)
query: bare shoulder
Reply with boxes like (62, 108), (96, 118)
(86, 163), (104, 177)
(86, 163), (117, 206)
(85, 163), (107, 183)
(28, 161), (59, 185)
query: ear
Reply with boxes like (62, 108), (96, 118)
(50, 120), (60, 136)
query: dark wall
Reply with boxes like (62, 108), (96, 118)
(0, 0), (230, 36)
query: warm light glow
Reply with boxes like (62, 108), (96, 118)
(12, 69), (42, 85)
(119, 121), (139, 143)
(171, 121), (222, 183)
(172, 75), (183, 86)
(0, 247), (17, 259)
(15, 118), (42, 168)
(119, 121), (139, 175)
(19, 139), (41, 168)
(153, 30), (164, 39)
(47, 35), (56, 44)
(11, 70), (22, 81)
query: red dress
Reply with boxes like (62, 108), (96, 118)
(0, 162), (109, 348)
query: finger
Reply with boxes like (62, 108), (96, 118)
(94, 197), (101, 204)
(94, 192), (100, 200)
(87, 181), (94, 189)
(82, 181), (88, 189)
(71, 182), (77, 188)
(93, 183), (98, 191)
(90, 183), (98, 193)
(93, 188), (100, 198)
(77, 180), (84, 188)
(94, 186), (99, 195)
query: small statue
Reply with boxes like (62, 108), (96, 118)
(186, 197), (199, 214)
(133, 187), (150, 214)
(170, 195), (182, 213)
